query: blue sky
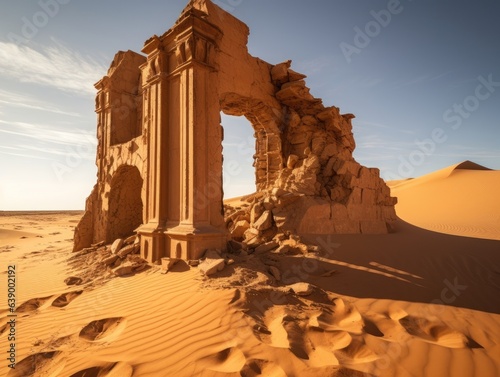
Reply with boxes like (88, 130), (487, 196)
(1, 0), (499, 210)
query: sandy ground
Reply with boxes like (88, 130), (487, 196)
(0, 162), (499, 377)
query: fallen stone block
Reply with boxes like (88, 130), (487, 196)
(111, 238), (124, 254)
(124, 235), (136, 245)
(117, 244), (139, 259)
(231, 220), (250, 239)
(101, 255), (119, 266)
(198, 258), (226, 276)
(113, 265), (135, 277)
(254, 240), (279, 254)
(161, 257), (180, 274)
(288, 282), (313, 296)
(253, 210), (273, 231)
(250, 202), (266, 224)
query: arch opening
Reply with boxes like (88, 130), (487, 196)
(220, 93), (284, 202)
(221, 112), (256, 201)
(107, 165), (143, 242)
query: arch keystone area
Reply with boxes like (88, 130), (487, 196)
(74, 0), (397, 262)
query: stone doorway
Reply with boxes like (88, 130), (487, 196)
(106, 165), (143, 242)
(221, 113), (255, 200)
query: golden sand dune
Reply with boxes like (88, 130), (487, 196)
(1, 163), (500, 376)
(389, 161), (500, 240)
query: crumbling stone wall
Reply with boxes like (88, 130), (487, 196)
(74, 0), (397, 259)
(222, 61), (397, 246)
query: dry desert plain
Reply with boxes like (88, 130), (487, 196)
(0, 161), (499, 377)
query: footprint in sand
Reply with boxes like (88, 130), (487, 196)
(240, 359), (287, 377)
(69, 362), (133, 377)
(79, 317), (127, 342)
(16, 296), (53, 314)
(399, 315), (471, 349)
(334, 338), (379, 365)
(51, 291), (83, 308)
(197, 347), (247, 373)
(260, 306), (346, 368)
(312, 298), (364, 334)
(8, 351), (65, 377)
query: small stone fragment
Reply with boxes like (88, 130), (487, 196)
(161, 257), (180, 274)
(288, 282), (313, 296)
(198, 258), (225, 276)
(254, 241), (279, 254)
(124, 235), (136, 245)
(102, 255), (119, 266)
(111, 238), (124, 254)
(253, 210), (273, 231)
(231, 220), (250, 239)
(113, 265), (135, 277)
(117, 244), (139, 258)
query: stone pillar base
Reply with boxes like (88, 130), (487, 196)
(137, 223), (166, 264)
(166, 225), (228, 261)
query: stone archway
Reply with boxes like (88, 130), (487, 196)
(220, 93), (284, 191)
(107, 165), (143, 242)
(74, 0), (398, 261)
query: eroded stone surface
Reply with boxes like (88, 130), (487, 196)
(74, 0), (397, 262)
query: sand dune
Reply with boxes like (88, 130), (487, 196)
(389, 161), (500, 240)
(1, 163), (500, 376)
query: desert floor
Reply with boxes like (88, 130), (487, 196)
(1, 161), (499, 377)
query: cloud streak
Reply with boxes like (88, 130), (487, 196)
(355, 120), (416, 135)
(0, 89), (81, 116)
(0, 120), (96, 148)
(0, 39), (107, 96)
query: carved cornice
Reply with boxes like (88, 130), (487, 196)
(175, 32), (215, 68)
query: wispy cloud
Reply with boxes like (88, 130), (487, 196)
(0, 39), (107, 96)
(0, 89), (81, 116)
(356, 120), (416, 135)
(0, 151), (51, 160)
(0, 120), (96, 148)
(388, 70), (456, 89)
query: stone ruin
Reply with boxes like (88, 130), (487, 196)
(73, 0), (397, 263)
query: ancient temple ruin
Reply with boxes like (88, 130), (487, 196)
(74, 0), (397, 263)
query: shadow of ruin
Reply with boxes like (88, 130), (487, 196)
(73, 0), (397, 263)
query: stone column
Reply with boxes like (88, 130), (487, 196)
(165, 13), (227, 261)
(138, 12), (227, 262)
(136, 36), (169, 263)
